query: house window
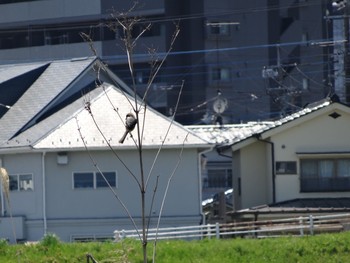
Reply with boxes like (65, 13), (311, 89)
(9, 174), (34, 191)
(300, 159), (350, 192)
(73, 171), (117, 189)
(74, 172), (94, 189)
(276, 161), (297, 174)
(96, 172), (117, 188)
(205, 168), (232, 188)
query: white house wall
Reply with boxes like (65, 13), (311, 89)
(44, 148), (200, 217)
(1, 153), (44, 242)
(239, 141), (269, 209)
(0, 147), (201, 242)
(272, 107), (350, 202)
(2, 153), (43, 219)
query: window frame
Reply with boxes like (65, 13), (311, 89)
(72, 171), (118, 190)
(210, 67), (232, 82)
(204, 162), (232, 189)
(206, 21), (232, 39)
(276, 161), (297, 175)
(300, 158), (350, 192)
(9, 173), (34, 192)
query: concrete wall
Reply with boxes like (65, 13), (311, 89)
(0, 43), (101, 63)
(0, 0), (101, 24)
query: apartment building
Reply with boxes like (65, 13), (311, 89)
(0, 0), (344, 124)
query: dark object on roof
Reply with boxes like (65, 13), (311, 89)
(329, 93), (340, 103)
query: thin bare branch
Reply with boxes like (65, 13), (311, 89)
(152, 134), (189, 262)
(132, 23), (152, 46)
(140, 23), (180, 110)
(145, 80), (184, 189)
(146, 175), (159, 237)
(92, 61), (136, 111)
(75, 117), (142, 241)
(83, 101), (141, 189)
(80, 32), (98, 57)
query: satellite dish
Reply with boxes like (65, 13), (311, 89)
(213, 98), (228, 114)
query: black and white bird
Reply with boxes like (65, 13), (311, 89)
(119, 113), (137, 144)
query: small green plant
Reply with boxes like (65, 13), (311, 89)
(40, 233), (61, 247)
(0, 238), (8, 251)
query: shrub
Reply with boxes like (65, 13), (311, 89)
(40, 233), (61, 247)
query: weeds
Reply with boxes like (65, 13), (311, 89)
(1, 232), (350, 262)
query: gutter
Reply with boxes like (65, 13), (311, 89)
(253, 134), (276, 204)
(216, 144), (232, 159)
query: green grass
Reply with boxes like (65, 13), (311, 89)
(1, 232), (350, 262)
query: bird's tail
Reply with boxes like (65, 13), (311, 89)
(119, 131), (128, 144)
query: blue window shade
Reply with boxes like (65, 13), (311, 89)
(74, 172), (93, 189)
(96, 172), (116, 188)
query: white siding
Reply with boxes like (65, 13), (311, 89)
(2, 153), (43, 219)
(240, 141), (269, 208)
(0, 147), (202, 242)
(272, 108), (350, 202)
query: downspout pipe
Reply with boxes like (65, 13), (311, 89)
(198, 146), (215, 225)
(41, 152), (47, 236)
(253, 134), (276, 204)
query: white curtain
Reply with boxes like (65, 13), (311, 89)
(338, 159), (350, 177)
(318, 160), (333, 178)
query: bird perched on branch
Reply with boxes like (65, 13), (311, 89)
(119, 113), (137, 143)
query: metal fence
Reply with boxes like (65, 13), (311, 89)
(114, 213), (350, 241)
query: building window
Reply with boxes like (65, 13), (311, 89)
(73, 171), (117, 189)
(205, 168), (232, 188)
(276, 161), (297, 174)
(74, 172), (94, 189)
(300, 159), (350, 192)
(96, 172), (117, 188)
(207, 22), (231, 37)
(211, 67), (231, 82)
(9, 174), (33, 191)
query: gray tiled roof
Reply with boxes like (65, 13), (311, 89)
(187, 99), (331, 146)
(33, 86), (210, 150)
(0, 62), (48, 83)
(0, 58), (95, 144)
(230, 198), (350, 215)
(187, 122), (275, 145)
(0, 57), (209, 152)
(3, 87), (105, 149)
